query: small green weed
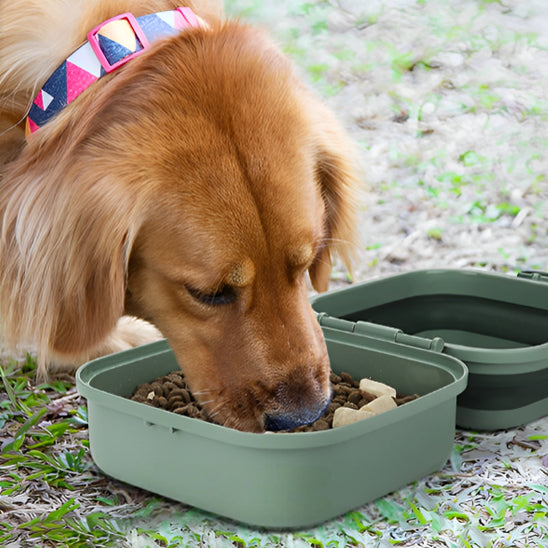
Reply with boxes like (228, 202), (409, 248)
(0, 357), (125, 547)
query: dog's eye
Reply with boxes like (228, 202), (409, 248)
(186, 285), (237, 306)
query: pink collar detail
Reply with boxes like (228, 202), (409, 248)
(26, 7), (206, 138)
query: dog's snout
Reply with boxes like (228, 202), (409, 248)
(260, 360), (333, 431)
(264, 398), (330, 431)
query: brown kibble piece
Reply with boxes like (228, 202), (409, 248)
(330, 372), (342, 384)
(151, 381), (163, 395)
(395, 394), (420, 405)
(172, 406), (189, 415)
(340, 372), (357, 386)
(312, 419), (330, 431)
(348, 390), (362, 405)
(333, 383), (351, 396)
(169, 375), (186, 388)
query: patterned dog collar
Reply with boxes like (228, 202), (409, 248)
(26, 7), (206, 138)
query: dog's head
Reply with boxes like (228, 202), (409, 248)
(0, 21), (359, 431)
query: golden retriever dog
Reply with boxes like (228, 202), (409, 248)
(0, 0), (359, 432)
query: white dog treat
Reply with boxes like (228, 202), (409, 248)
(359, 378), (397, 398)
(360, 394), (397, 415)
(332, 407), (375, 428)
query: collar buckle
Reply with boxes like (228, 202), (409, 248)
(87, 12), (150, 73)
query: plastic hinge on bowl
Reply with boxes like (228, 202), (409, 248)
(355, 321), (445, 352)
(517, 270), (548, 283)
(316, 313), (445, 352)
(315, 313), (356, 333)
(393, 331), (445, 353)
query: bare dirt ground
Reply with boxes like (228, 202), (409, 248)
(259, 0), (548, 282)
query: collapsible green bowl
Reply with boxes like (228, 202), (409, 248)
(311, 269), (548, 430)
(77, 324), (466, 528)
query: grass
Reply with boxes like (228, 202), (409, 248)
(0, 358), (126, 548)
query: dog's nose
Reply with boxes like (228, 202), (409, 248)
(264, 400), (330, 431)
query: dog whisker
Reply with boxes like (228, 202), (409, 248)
(202, 398), (227, 419)
(191, 389), (215, 397)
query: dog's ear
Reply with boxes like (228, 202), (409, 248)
(306, 98), (361, 293)
(0, 142), (141, 375)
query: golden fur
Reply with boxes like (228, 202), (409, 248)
(0, 0), (359, 432)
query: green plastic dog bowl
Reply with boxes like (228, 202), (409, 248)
(76, 327), (466, 528)
(311, 269), (548, 430)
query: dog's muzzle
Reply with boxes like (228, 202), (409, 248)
(264, 398), (331, 431)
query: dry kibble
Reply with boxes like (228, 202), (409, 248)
(151, 381), (163, 395)
(130, 369), (418, 432)
(395, 394), (420, 405)
(339, 372), (357, 386)
(359, 378), (397, 399)
(163, 381), (177, 393)
(329, 373), (342, 384)
(170, 388), (191, 404)
(334, 383), (352, 395)
(172, 406), (189, 415)
(169, 374), (186, 388)
(312, 419), (330, 431)
(347, 390), (362, 405)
